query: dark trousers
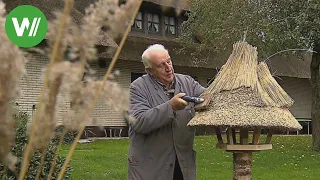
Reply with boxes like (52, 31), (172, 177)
(173, 157), (184, 180)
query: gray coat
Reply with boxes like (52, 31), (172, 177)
(127, 73), (205, 180)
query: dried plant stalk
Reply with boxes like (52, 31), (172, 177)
(56, 0), (140, 131)
(197, 41), (258, 110)
(2, 165), (7, 180)
(257, 62), (294, 107)
(19, 1), (74, 179)
(189, 41), (301, 131)
(197, 41), (292, 111)
(0, 0), (25, 172)
(57, 0), (143, 179)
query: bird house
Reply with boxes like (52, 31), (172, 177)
(188, 41), (302, 180)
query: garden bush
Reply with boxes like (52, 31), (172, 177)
(0, 111), (72, 179)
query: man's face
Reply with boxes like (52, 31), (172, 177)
(148, 49), (174, 86)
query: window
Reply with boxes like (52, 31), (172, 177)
(164, 16), (176, 36)
(147, 13), (160, 33)
(130, 10), (180, 37)
(132, 12), (143, 30)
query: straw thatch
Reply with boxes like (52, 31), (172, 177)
(188, 41), (302, 131)
(257, 62), (294, 108)
(144, 0), (190, 10)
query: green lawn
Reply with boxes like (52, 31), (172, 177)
(61, 135), (320, 180)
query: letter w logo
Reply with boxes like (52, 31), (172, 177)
(12, 17), (41, 37)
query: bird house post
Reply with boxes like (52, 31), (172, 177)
(188, 41), (302, 180)
(215, 127), (273, 179)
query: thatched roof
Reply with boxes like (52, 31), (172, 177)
(3, 0), (117, 47)
(4, 0), (83, 24)
(98, 35), (310, 78)
(144, 0), (189, 10)
(267, 54), (311, 79)
(257, 62), (294, 107)
(188, 41), (302, 131)
(98, 35), (220, 68)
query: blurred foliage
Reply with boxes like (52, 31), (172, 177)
(53, 126), (77, 145)
(0, 111), (72, 180)
(179, 0), (320, 58)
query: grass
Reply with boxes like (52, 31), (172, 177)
(60, 135), (320, 180)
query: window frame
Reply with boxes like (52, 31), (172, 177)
(131, 11), (144, 32)
(130, 8), (182, 38)
(163, 15), (178, 37)
(145, 11), (161, 35)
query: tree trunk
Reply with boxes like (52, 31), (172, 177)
(311, 42), (320, 151)
(233, 152), (252, 180)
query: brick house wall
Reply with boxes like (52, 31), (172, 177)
(17, 52), (312, 137)
(276, 76), (312, 119)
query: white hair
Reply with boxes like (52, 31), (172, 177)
(141, 44), (168, 68)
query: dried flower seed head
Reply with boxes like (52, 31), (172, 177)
(0, 1), (24, 169)
(0, 21), (27, 101)
(30, 90), (58, 150)
(95, 80), (130, 113)
(47, 11), (74, 60)
(176, 0), (190, 16)
(2, 152), (17, 172)
(125, 113), (137, 126)
(0, 116), (15, 169)
(59, 76), (130, 131)
(78, 0), (118, 63)
(0, 1), (5, 24)
(49, 61), (72, 83)
(113, 69), (121, 76)
(162, 0), (174, 12)
(84, 0), (140, 40)
(62, 110), (93, 131)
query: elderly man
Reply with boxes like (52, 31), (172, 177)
(127, 44), (205, 180)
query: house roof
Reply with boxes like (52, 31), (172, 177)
(188, 41), (302, 131)
(144, 0), (190, 10)
(98, 35), (311, 79)
(98, 35), (222, 69)
(266, 53), (311, 79)
(4, 0), (83, 24)
(4, 1), (310, 78)
(3, 0), (117, 47)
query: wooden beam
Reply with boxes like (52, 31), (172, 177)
(232, 128), (237, 144)
(265, 130), (273, 144)
(240, 129), (249, 145)
(215, 127), (224, 144)
(227, 128), (234, 145)
(252, 128), (261, 145)
(224, 144), (272, 151)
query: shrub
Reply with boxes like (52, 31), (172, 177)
(0, 111), (72, 179)
(54, 126), (77, 145)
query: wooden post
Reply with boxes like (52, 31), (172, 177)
(227, 128), (234, 145)
(265, 130), (273, 144)
(232, 128), (237, 144)
(252, 128), (261, 145)
(215, 127), (224, 144)
(233, 152), (252, 180)
(240, 129), (249, 145)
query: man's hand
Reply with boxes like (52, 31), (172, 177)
(170, 93), (189, 111)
